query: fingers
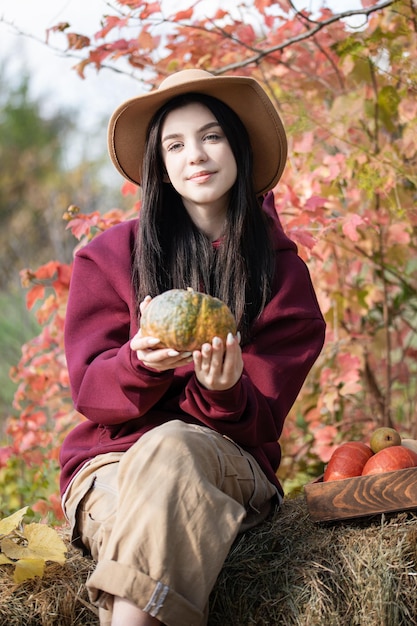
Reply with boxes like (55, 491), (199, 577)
(193, 336), (222, 375)
(139, 295), (152, 315)
(130, 332), (193, 371)
(130, 332), (159, 352)
(222, 332), (239, 373)
(136, 347), (193, 371)
(194, 333), (243, 390)
(211, 336), (225, 369)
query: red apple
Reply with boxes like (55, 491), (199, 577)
(323, 442), (374, 482)
(361, 445), (417, 476)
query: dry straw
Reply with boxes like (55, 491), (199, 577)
(1, 496), (417, 625)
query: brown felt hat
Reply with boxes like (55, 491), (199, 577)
(108, 69), (287, 196)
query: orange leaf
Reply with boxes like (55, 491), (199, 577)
(56, 264), (73, 287)
(235, 24), (256, 45)
(255, 0), (287, 10)
(121, 181), (139, 196)
(45, 22), (70, 43)
(140, 2), (161, 19)
(174, 8), (193, 20)
(26, 285), (45, 310)
(66, 32), (90, 50)
(89, 45), (113, 68)
(73, 58), (89, 79)
(20, 268), (36, 288)
(288, 229), (317, 251)
(95, 16), (129, 40)
(138, 30), (154, 51)
(117, 0), (143, 6)
(66, 214), (100, 239)
(387, 223), (411, 246)
(342, 214), (365, 242)
(34, 261), (60, 280)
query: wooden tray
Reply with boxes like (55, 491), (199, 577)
(304, 466), (417, 522)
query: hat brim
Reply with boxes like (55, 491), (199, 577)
(108, 73), (287, 196)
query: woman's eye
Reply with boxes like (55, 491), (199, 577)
(204, 133), (221, 142)
(167, 142), (183, 152)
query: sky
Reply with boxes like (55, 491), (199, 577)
(0, 1), (135, 144)
(0, 0), (364, 165)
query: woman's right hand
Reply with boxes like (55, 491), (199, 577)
(130, 296), (193, 371)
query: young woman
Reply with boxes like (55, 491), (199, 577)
(61, 69), (326, 626)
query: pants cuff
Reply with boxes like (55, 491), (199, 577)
(87, 559), (205, 626)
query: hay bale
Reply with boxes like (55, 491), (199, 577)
(209, 497), (417, 626)
(0, 542), (98, 626)
(1, 496), (417, 625)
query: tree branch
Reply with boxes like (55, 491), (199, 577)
(215, 0), (398, 74)
(0, 1), (399, 80)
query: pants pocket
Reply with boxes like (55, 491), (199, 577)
(76, 473), (118, 559)
(221, 449), (279, 532)
(221, 454), (257, 506)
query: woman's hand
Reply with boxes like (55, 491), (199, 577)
(130, 296), (193, 371)
(130, 332), (193, 371)
(193, 333), (243, 391)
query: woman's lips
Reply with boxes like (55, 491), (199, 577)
(188, 170), (215, 182)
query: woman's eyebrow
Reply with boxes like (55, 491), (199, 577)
(198, 121), (222, 132)
(162, 121), (221, 143)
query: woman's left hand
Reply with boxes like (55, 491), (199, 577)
(193, 333), (243, 391)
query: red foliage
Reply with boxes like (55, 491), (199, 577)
(66, 33), (90, 50)
(95, 16), (130, 40)
(174, 8), (193, 21)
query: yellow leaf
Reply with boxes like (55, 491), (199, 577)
(1, 524), (67, 565)
(0, 507), (29, 536)
(1, 537), (24, 560)
(24, 524), (67, 565)
(14, 558), (45, 583)
(0, 553), (13, 565)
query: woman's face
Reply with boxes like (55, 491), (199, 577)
(160, 101), (237, 237)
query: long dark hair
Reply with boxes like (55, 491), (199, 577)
(133, 92), (275, 344)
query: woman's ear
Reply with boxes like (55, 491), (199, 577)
(163, 171), (171, 183)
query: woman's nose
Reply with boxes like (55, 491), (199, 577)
(188, 141), (207, 164)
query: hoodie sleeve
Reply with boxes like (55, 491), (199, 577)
(64, 220), (174, 425)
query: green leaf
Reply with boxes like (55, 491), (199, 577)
(378, 85), (401, 131)
(378, 85), (400, 116)
(333, 36), (364, 60)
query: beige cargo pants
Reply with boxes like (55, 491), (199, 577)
(63, 420), (279, 626)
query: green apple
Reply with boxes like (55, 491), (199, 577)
(369, 427), (401, 453)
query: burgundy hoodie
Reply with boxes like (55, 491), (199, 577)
(60, 192), (325, 496)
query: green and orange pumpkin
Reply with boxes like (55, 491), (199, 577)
(140, 288), (237, 351)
